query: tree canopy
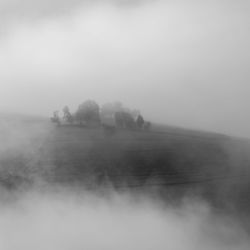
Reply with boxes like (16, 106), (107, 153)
(51, 100), (150, 130)
(75, 100), (100, 125)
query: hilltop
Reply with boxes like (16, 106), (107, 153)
(0, 114), (250, 215)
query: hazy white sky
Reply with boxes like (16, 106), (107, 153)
(0, 0), (250, 137)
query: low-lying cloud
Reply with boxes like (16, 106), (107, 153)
(0, 189), (249, 250)
(0, 107), (250, 250)
(1, 0), (250, 136)
(0, 0), (153, 24)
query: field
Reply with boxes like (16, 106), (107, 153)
(0, 115), (250, 216)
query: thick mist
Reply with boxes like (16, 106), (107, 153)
(0, 0), (250, 137)
(0, 189), (249, 250)
(0, 116), (250, 250)
(0, 0), (250, 248)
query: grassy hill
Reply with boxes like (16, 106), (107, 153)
(0, 115), (250, 214)
(41, 124), (249, 211)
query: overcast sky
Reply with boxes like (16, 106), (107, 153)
(0, 0), (250, 137)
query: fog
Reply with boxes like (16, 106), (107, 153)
(0, 99), (250, 249)
(0, 0), (250, 137)
(0, 189), (248, 250)
(1, 1), (250, 246)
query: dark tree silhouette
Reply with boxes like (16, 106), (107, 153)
(75, 100), (100, 126)
(144, 121), (151, 130)
(63, 106), (74, 124)
(136, 114), (144, 129)
(115, 111), (136, 129)
(50, 111), (61, 126)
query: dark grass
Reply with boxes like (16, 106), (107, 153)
(0, 119), (250, 215)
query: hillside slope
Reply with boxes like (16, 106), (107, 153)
(40, 125), (249, 211)
(0, 117), (250, 214)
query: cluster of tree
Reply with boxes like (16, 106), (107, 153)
(51, 100), (151, 130)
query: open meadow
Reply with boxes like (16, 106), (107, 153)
(1, 115), (250, 213)
(0, 115), (250, 249)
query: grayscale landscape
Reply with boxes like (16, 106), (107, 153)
(0, 0), (250, 249)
